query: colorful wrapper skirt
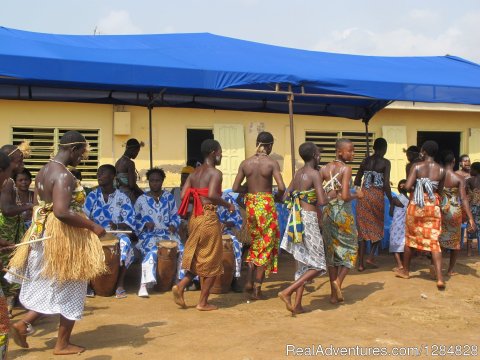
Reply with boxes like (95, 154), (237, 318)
(356, 187), (384, 242)
(439, 189), (462, 250)
(405, 193), (442, 253)
(0, 289), (8, 360)
(322, 199), (358, 269)
(467, 189), (480, 241)
(245, 192), (279, 277)
(182, 204), (223, 278)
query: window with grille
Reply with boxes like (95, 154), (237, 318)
(11, 127), (100, 180)
(305, 131), (375, 176)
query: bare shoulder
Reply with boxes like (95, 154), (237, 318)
(1, 178), (13, 192)
(268, 156), (280, 167)
(451, 171), (464, 185)
(212, 167), (223, 177)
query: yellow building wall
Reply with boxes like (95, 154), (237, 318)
(1, 99), (480, 189)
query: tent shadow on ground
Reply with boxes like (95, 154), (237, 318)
(308, 281), (384, 311)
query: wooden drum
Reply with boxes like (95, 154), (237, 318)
(156, 239), (178, 292)
(233, 207), (250, 245)
(209, 235), (235, 294)
(91, 234), (120, 297)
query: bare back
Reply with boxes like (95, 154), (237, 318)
(115, 156), (132, 174)
(444, 169), (463, 189)
(320, 161), (352, 201)
(183, 164), (222, 205)
(406, 160), (445, 193)
(290, 166), (325, 210)
(237, 155), (283, 193)
(35, 161), (77, 204)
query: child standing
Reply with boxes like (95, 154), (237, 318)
(389, 180), (409, 271)
(320, 138), (363, 304)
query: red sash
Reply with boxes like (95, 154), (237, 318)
(178, 187), (209, 216)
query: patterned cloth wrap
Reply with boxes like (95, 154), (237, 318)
(135, 190), (181, 285)
(467, 188), (480, 241)
(281, 199), (326, 280)
(388, 193), (409, 253)
(322, 198), (358, 269)
(0, 288), (8, 360)
(439, 187), (462, 250)
(84, 188), (136, 268)
(413, 178), (438, 208)
(0, 180), (27, 297)
(406, 179), (442, 253)
(356, 186), (385, 243)
(285, 189), (317, 244)
(178, 191), (244, 280)
(362, 170), (384, 188)
(181, 202), (223, 278)
(245, 192), (279, 277)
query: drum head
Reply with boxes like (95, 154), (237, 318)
(158, 240), (178, 249)
(101, 238), (119, 247)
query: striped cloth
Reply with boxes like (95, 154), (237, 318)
(181, 204), (223, 277)
(413, 178), (438, 208)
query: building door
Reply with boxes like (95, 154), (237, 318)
(469, 128), (480, 163)
(214, 124), (245, 189)
(186, 129), (213, 167)
(417, 131), (461, 168)
(382, 126), (407, 187)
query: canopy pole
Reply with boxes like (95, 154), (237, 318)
(363, 118), (370, 156)
(288, 92), (296, 176)
(148, 95), (153, 168)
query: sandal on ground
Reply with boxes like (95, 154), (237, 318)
(115, 289), (128, 299)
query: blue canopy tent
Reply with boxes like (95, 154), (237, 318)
(1, 27), (480, 169)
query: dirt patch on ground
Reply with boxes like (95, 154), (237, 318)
(9, 252), (480, 360)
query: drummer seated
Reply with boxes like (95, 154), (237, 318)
(83, 164), (136, 299)
(134, 168), (182, 297)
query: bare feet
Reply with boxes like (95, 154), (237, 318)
(172, 285), (186, 308)
(392, 266), (404, 272)
(53, 343), (85, 355)
(357, 265), (365, 272)
(292, 306), (308, 315)
(196, 303), (218, 311)
(366, 259), (378, 268)
(436, 281), (446, 290)
(329, 294), (339, 304)
(278, 292), (293, 313)
(394, 268), (410, 279)
(332, 280), (344, 302)
(446, 271), (459, 276)
(251, 285), (267, 300)
(11, 321), (29, 348)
